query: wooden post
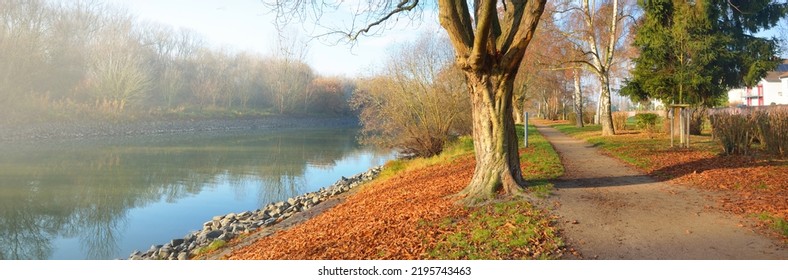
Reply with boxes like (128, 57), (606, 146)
(670, 108), (674, 147)
(524, 112), (529, 148)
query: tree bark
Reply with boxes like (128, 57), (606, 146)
(457, 71), (526, 203)
(513, 84), (525, 124)
(573, 69), (584, 127)
(599, 72), (615, 136)
(436, 0), (546, 203)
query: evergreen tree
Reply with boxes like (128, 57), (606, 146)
(622, 0), (787, 106)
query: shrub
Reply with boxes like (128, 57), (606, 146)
(709, 110), (752, 155)
(567, 112), (577, 125)
(612, 112), (629, 131)
(752, 106), (787, 156)
(688, 107), (706, 135)
(709, 106), (786, 156)
(351, 33), (470, 158)
(634, 113), (659, 133)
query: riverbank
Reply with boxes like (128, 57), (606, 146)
(0, 115), (359, 142)
(208, 126), (567, 260)
(128, 166), (383, 260)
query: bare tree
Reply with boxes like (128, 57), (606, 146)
(353, 32), (469, 157)
(265, 33), (314, 114)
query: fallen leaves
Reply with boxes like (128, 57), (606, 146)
(225, 156), (474, 259)
(648, 149), (787, 222)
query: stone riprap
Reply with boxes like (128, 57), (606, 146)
(127, 166), (383, 260)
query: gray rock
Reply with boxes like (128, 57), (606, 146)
(149, 245), (162, 253)
(125, 165), (385, 260)
(205, 230), (223, 240)
(130, 250), (141, 256)
(171, 239), (184, 247)
(218, 232), (234, 241)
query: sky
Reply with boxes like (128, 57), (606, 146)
(97, 0), (788, 78)
(103, 0), (440, 77)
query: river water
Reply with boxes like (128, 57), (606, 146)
(0, 127), (392, 260)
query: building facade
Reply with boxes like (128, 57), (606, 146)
(727, 61), (788, 106)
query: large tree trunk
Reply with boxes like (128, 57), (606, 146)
(573, 69), (584, 128)
(513, 88), (524, 125)
(599, 73), (615, 136)
(456, 72), (526, 203)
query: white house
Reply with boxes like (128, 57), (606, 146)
(727, 60), (788, 106)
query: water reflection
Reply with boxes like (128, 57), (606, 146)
(0, 128), (391, 259)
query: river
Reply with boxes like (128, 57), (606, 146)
(0, 127), (392, 260)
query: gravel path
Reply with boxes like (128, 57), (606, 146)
(536, 124), (787, 260)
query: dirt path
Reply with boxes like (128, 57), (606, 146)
(536, 124), (787, 259)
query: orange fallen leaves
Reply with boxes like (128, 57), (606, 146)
(226, 156), (475, 260)
(647, 148), (787, 221)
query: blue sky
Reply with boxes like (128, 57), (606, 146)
(104, 0), (440, 77)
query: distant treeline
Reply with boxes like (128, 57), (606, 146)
(0, 0), (354, 125)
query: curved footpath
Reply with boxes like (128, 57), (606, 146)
(536, 124), (787, 259)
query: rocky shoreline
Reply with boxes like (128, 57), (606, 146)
(0, 116), (359, 142)
(127, 166), (383, 260)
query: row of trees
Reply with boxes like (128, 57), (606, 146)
(0, 0), (352, 124)
(509, 0), (638, 135)
(512, 0), (786, 136)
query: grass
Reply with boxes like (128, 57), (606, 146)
(551, 123), (719, 170)
(427, 201), (563, 259)
(518, 125), (563, 198)
(375, 135), (475, 182)
(756, 213), (788, 237)
(192, 239), (227, 257)
(423, 124), (566, 259)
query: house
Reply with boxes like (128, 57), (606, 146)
(727, 60), (788, 106)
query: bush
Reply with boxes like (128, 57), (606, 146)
(635, 113), (659, 132)
(753, 106), (787, 156)
(709, 111), (752, 155)
(612, 112), (629, 131)
(708, 106), (787, 156)
(567, 112), (577, 125)
(351, 33), (470, 158)
(688, 107), (706, 135)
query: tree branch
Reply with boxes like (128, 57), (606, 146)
(468, 0), (498, 69)
(347, 0), (421, 40)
